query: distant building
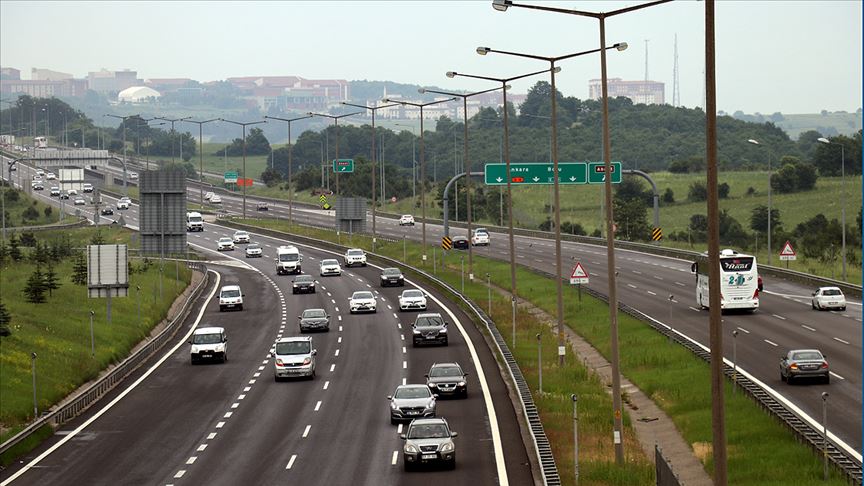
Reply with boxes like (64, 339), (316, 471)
(32, 68), (73, 81)
(87, 69), (141, 94)
(226, 75), (349, 111)
(117, 86), (161, 103)
(1, 78), (88, 97)
(588, 78), (665, 105)
(1, 67), (21, 80)
(145, 78), (194, 93)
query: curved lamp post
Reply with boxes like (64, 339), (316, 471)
(264, 114), (314, 227)
(219, 118), (266, 219)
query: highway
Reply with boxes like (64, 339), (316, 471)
(1, 158), (533, 485)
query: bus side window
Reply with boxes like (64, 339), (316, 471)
(690, 262), (697, 274)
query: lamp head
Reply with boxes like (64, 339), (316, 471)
(418, 88), (426, 94)
(553, 66), (562, 74)
(504, 84), (512, 91)
(747, 139), (759, 145)
(817, 137), (831, 144)
(382, 99), (391, 103)
(822, 392), (829, 400)
(307, 112), (314, 116)
(476, 47), (491, 56)
(446, 71), (457, 78)
(615, 42), (628, 51)
(492, 0), (510, 11)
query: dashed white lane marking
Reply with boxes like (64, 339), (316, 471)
(315, 401), (322, 411)
(402, 377), (407, 385)
(216, 421), (225, 428)
(339, 326), (343, 332)
(258, 366), (265, 371)
(174, 470), (185, 479)
(338, 315), (342, 321)
(772, 314), (786, 320)
(802, 325), (816, 332)
(627, 283), (637, 289)
(397, 323), (402, 329)
(403, 361), (407, 369)
(335, 306), (340, 312)
(243, 386), (251, 392)
(327, 292), (332, 297)
(224, 412), (232, 418)
(688, 306), (700, 312)
(829, 371), (845, 380)
(231, 403), (239, 409)
(186, 457), (197, 465)
(207, 432), (217, 440)
(302, 425), (311, 438)
(335, 349), (340, 357)
(392, 313), (398, 319)
(331, 299), (336, 304)
(764, 339), (778, 347)
(400, 335), (404, 341)
(675, 281), (686, 287)
(647, 291), (657, 296)
(286, 454), (297, 470)
(402, 347), (406, 354)
(736, 327), (750, 334)
(197, 444), (207, 452)
(632, 270), (642, 275)
(654, 276), (664, 280)
(330, 363), (336, 372)
(833, 337), (850, 345)
(238, 394), (246, 400)
(397, 424), (403, 434)
(323, 381), (330, 390)
(387, 305), (392, 310)
(391, 451), (399, 465)
(254, 372), (261, 378)
(338, 336), (342, 343)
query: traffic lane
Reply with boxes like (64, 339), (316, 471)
(183, 254), (405, 485)
(1, 266), (281, 485)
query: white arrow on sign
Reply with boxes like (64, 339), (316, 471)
(496, 177), (503, 182)
(569, 176), (577, 181)
(532, 176), (540, 182)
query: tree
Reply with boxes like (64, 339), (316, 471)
(44, 206), (53, 218)
(0, 298), (10, 337)
(72, 252), (88, 285)
(8, 234), (21, 261)
(749, 205), (783, 234)
(21, 205), (39, 221)
(24, 266), (47, 303)
(689, 214), (708, 242)
(718, 210), (749, 247)
(215, 127), (271, 156)
(43, 264), (61, 297)
(687, 181), (707, 202)
(662, 188), (675, 203)
(772, 164), (799, 193)
(90, 232), (105, 245)
(260, 167), (283, 187)
(718, 182), (730, 199)
(614, 198), (651, 241)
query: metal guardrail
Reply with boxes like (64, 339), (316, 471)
(219, 219), (559, 486)
(0, 262), (210, 459)
(2, 218), (90, 233)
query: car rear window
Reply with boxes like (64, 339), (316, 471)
(792, 351), (823, 361)
(303, 309), (326, 318)
(823, 289), (842, 296)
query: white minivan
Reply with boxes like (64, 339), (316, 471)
(219, 285), (244, 311)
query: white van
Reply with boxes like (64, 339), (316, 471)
(186, 211), (204, 232)
(82, 183), (93, 193)
(219, 285), (243, 311)
(276, 246), (302, 275)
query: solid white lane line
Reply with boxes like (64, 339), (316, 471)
(833, 337), (850, 345)
(829, 372), (845, 380)
(764, 339), (778, 347)
(802, 325), (816, 332)
(207, 432), (217, 440)
(302, 425), (311, 438)
(736, 327), (750, 334)
(315, 401), (322, 411)
(391, 451), (399, 466)
(286, 454), (297, 470)
(323, 381), (330, 390)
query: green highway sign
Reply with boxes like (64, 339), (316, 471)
(484, 162), (587, 185)
(587, 162), (622, 183)
(332, 159), (354, 173)
(224, 171), (238, 183)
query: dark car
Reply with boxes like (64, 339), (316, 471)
(380, 267), (405, 287)
(425, 362), (468, 398)
(411, 313), (448, 347)
(452, 236), (469, 250)
(101, 207), (114, 216)
(781, 349), (830, 384)
(298, 308), (330, 333)
(292, 274), (316, 294)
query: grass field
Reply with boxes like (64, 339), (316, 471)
(0, 225), (192, 455)
(233, 217), (850, 485)
(1, 185), (60, 227)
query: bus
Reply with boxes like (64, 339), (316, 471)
(690, 248), (760, 312)
(34, 136), (48, 148)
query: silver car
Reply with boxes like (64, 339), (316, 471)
(780, 349), (830, 384)
(399, 289), (427, 312)
(388, 384), (436, 424)
(400, 418), (457, 471)
(319, 258), (342, 276)
(273, 336), (317, 381)
(298, 308), (329, 332)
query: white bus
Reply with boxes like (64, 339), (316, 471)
(690, 248), (760, 312)
(34, 136), (48, 148)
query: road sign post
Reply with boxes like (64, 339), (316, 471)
(332, 159), (354, 173)
(779, 240), (797, 269)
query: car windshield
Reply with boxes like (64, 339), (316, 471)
(219, 238), (232, 243)
(415, 315), (444, 327)
(792, 351), (823, 361)
(247, 244), (260, 250)
(235, 232), (248, 237)
(348, 250), (363, 256)
(321, 259), (338, 266)
(221, 289), (240, 298)
(402, 290), (423, 299)
(275, 341), (311, 355)
(302, 309), (326, 319)
(192, 333), (222, 345)
(394, 387), (431, 399)
(408, 424), (449, 439)
(383, 268), (401, 276)
(295, 276), (313, 283)
(280, 253), (299, 262)
(353, 292), (374, 300)
(430, 366), (463, 378)
(822, 289), (842, 296)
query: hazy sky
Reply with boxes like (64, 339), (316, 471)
(1, 1), (861, 114)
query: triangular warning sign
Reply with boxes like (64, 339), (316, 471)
(779, 240), (796, 256)
(571, 262), (588, 279)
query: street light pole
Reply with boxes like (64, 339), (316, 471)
(418, 85), (504, 281)
(308, 111), (362, 204)
(264, 114), (314, 227)
(105, 114), (141, 197)
(154, 116), (192, 165)
(181, 118), (219, 209)
(394, 123), (417, 205)
(341, 102), (401, 250)
(384, 97), (456, 264)
(219, 118), (266, 219)
(817, 137), (847, 281)
(747, 138), (773, 265)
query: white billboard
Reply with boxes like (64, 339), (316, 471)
(87, 244), (129, 297)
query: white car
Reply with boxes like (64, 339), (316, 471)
(349, 290), (377, 314)
(68, 189), (78, 196)
(116, 199), (130, 210)
(219, 284), (243, 311)
(399, 214), (415, 226)
(73, 197), (86, 206)
(319, 258), (342, 276)
(45, 172), (56, 180)
(811, 287), (846, 311)
(233, 230), (251, 244)
(189, 326), (228, 364)
(210, 195), (222, 204)
(50, 186), (60, 196)
(35, 169), (45, 177)
(217, 237), (235, 251)
(344, 248), (367, 267)
(204, 191), (215, 201)
(471, 229), (490, 246)
(399, 289), (428, 312)
(129, 172), (138, 180)
(245, 243), (263, 258)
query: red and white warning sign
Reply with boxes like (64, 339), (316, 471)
(569, 261), (589, 285)
(779, 240), (797, 261)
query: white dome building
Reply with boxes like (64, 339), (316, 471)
(117, 86), (161, 103)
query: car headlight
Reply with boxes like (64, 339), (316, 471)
(440, 441), (454, 452)
(439, 328), (447, 333)
(293, 284), (298, 287)
(390, 401), (399, 410)
(428, 382), (437, 388)
(405, 444), (418, 453)
(424, 401), (435, 411)
(458, 381), (466, 386)
(412, 329), (421, 334)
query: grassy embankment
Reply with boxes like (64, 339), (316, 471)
(232, 216), (850, 485)
(0, 225), (192, 465)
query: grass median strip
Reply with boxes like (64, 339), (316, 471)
(233, 217), (850, 485)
